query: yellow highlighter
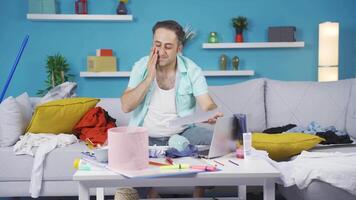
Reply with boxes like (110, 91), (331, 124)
(160, 164), (190, 170)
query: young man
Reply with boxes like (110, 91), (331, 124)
(121, 20), (222, 147)
(121, 20), (222, 198)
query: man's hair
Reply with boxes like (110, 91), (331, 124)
(152, 20), (185, 45)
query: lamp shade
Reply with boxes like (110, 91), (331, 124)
(318, 22), (339, 67)
(318, 67), (338, 82)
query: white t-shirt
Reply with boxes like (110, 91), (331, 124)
(143, 80), (186, 138)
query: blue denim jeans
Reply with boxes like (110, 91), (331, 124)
(139, 126), (213, 198)
(149, 126), (213, 146)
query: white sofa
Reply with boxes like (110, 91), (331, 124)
(0, 78), (356, 199)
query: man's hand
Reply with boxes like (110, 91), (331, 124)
(146, 47), (158, 81)
(205, 112), (224, 124)
(120, 47), (159, 113)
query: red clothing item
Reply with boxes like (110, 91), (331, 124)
(73, 107), (116, 147)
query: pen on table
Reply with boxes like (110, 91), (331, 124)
(228, 159), (239, 166)
(213, 160), (225, 166)
(149, 161), (169, 166)
(166, 157), (174, 165)
(200, 157), (218, 167)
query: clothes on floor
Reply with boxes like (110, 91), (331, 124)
(13, 133), (78, 198)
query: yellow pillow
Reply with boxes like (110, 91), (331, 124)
(252, 132), (323, 161)
(26, 98), (100, 134)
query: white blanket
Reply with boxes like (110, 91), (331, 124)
(252, 149), (356, 196)
(13, 133), (78, 198)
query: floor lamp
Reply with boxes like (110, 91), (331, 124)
(318, 22), (339, 82)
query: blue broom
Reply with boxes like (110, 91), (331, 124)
(0, 34), (29, 103)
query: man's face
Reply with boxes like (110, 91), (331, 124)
(153, 28), (182, 68)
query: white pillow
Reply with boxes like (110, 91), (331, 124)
(15, 92), (33, 128)
(0, 97), (25, 147)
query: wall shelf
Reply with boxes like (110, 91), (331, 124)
(202, 42), (305, 49)
(27, 14), (133, 21)
(80, 70), (255, 77)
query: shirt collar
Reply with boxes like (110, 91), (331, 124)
(176, 54), (187, 73)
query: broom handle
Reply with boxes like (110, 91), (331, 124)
(0, 34), (29, 103)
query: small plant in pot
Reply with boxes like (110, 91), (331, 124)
(37, 53), (74, 96)
(232, 16), (248, 43)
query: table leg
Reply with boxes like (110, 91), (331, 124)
(79, 182), (90, 200)
(263, 179), (275, 200)
(96, 187), (105, 200)
(238, 185), (246, 200)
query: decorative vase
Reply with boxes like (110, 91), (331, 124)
(117, 1), (127, 15)
(235, 29), (244, 43)
(219, 54), (227, 70)
(208, 32), (218, 43)
(232, 56), (239, 70)
(75, 0), (88, 14)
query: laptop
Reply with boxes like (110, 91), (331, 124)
(199, 116), (236, 159)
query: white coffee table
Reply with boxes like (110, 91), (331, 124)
(73, 154), (280, 200)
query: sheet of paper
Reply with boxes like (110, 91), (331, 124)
(109, 157), (207, 178)
(80, 157), (209, 178)
(168, 109), (217, 127)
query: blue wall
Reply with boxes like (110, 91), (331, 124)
(1, 0), (355, 98)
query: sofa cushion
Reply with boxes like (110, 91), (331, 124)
(265, 79), (352, 132)
(252, 132), (323, 161)
(96, 98), (131, 126)
(0, 97), (25, 147)
(209, 78), (266, 132)
(27, 98), (99, 134)
(15, 92), (34, 128)
(0, 142), (87, 181)
(346, 78), (356, 139)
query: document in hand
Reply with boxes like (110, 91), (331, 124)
(168, 109), (218, 127)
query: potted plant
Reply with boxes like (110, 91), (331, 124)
(232, 16), (248, 43)
(37, 53), (73, 96)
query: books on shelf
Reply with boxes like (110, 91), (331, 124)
(96, 49), (113, 56)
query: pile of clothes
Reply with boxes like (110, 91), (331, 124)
(263, 121), (353, 145)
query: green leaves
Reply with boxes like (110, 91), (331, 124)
(37, 53), (74, 96)
(232, 16), (248, 30)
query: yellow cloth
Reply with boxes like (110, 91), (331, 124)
(252, 132), (323, 161)
(26, 98), (99, 134)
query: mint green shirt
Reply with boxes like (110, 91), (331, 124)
(127, 54), (208, 126)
